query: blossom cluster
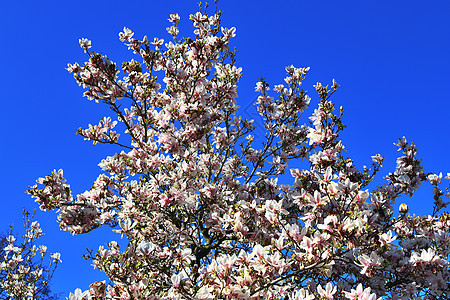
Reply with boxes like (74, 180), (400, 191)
(25, 6), (450, 300)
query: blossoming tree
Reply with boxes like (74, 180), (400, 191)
(26, 5), (450, 299)
(0, 209), (60, 299)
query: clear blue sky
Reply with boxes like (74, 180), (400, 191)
(1, 0), (449, 296)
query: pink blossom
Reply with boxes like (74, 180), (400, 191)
(317, 282), (337, 299)
(119, 27), (134, 42)
(78, 38), (92, 52)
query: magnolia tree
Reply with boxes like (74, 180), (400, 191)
(0, 209), (60, 299)
(25, 5), (450, 300)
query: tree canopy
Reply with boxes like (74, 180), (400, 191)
(21, 4), (450, 299)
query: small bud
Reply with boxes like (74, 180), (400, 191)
(399, 203), (409, 214)
(332, 78), (340, 90)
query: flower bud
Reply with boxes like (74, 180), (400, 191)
(399, 203), (409, 214)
